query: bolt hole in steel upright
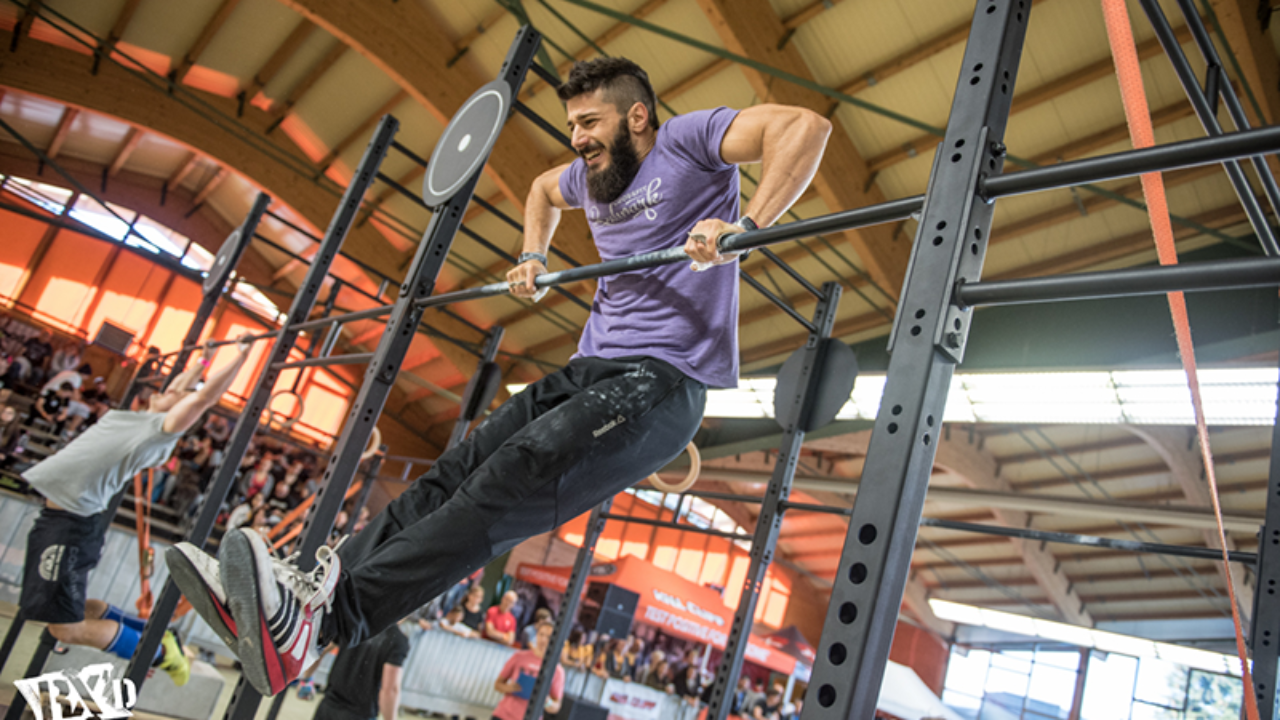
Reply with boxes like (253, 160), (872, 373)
(801, 1), (1030, 718)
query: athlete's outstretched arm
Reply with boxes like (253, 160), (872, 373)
(162, 335), (253, 434)
(685, 105), (831, 266)
(507, 164), (572, 299)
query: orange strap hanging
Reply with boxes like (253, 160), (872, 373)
(132, 469), (155, 619)
(1100, 2), (1259, 716)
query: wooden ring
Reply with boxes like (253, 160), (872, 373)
(647, 442), (701, 493)
(361, 426), (382, 461)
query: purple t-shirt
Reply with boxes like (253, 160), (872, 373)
(559, 107), (741, 389)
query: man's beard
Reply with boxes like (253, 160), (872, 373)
(586, 123), (642, 204)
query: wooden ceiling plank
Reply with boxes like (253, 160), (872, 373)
(173, 0), (245, 85)
(866, 25), (1194, 173)
(318, 89), (409, 171)
(166, 152), (202, 193)
(1205, 0), (1280, 178)
(106, 126), (144, 177)
(987, 202), (1246, 280)
(95, 0), (143, 68)
(1024, 101), (1196, 167)
(693, 0), (910, 298)
(241, 19), (315, 104)
(267, 41), (348, 127)
(523, 0), (672, 100)
(452, 6), (510, 62)
(10, 0), (43, 52)
(191, 165), (230, 206)
(45, 107), (79, 160)
(991, 165), (1218, 246)
(781, 0), (845, 31)
(663, 58), (733, 104)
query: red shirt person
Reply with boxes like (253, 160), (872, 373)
(485, 590), (519, 646)
(493, 621), (564, 720)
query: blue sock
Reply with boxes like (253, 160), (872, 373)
(101, 605), (147, 633)
(103, 622), (165, 663)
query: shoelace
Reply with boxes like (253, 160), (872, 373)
(272, 537), (345, 614)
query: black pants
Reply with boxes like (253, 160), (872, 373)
(324, 356), (706, 646)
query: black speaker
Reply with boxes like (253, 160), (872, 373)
(579, 583), (638, 639)
(551, 695), (608, 720)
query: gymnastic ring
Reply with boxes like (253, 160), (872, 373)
(647, 442), (701, 493)
(361, 426), (382, 461)
(265, 390), (305, 431)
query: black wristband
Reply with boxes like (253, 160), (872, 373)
(517, 252), (548, 266)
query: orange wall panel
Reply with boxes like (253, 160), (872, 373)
(23, 231), (113, 328)
(0, 208), (49, 300)
(143, 277), (201, 353)
(87, 251), (171, 339)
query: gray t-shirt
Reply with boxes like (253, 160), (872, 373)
(23, 410), (182, 517)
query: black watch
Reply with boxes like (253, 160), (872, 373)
(736, 216), (758, 231)
(517, 252), (548, 266)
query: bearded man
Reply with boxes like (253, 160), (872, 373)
(168, 56), (831, 697)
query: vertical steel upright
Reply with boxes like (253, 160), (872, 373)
(802, 1), (1031, 717)
(523, 498), (614, 720)
(704, 282), (843, 720)
(447, 327), (505, 449)
(124, 116), (400, 693)
(1250, 352), (1280, 719)
(220, 27), (543, 720)
(1136, 0), (1279, 255)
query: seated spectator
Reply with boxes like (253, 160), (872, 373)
(49, 341), (83, 376)
(460, 584), (486, 635)
(522, 608), (553, 649)
(32, 382), (74, 433)
(438, 604), (479, 639)
(265, 478), (298, 518)
(42, 363), (91, 395)
(485, 590), (519, 646)
(23, 329), (54, 384)
(561, 627), (593, 672)
(492, 621), (563, 720)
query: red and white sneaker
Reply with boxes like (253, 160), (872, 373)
(220, 528), (340, 697)
(165, 543), (237, 650)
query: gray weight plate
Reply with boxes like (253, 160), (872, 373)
(422, 80), (511, 208)
(204, 228), (242, 295)
(774, 339), (859, 433)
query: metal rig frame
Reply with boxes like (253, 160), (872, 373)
(15, 0), (1275, 716)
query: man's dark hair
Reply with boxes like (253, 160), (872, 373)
(557, 57), (659, 130)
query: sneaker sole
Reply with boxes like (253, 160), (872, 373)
(164, 546), (238, 651)
(221, 530), (286, 697)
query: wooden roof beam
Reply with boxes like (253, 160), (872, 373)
(240, 19), (314, 110)
(988, 203), (1247, 281)
(835, 0), (1051, 98)
(0, 28), (481, 378)
(694, 0), (910, 296)
(191, 165), (230, 206)
(276, 0), (600, 266)
(1206, 0), (1280, 177)
(166, 152), (202, 194)
(94, 0), (142, 73)
(172, 0), (244, 85)
(867, 24), (1195, 173)
(1124, 426), (1253, 624)
(9, 0), (42, 53)
(265, 40), (347, 132)
(45, 107), (78, 160)
(317, 89), (408, 172)
(106, 127), (144, 178)
(523, 0), (672, 100)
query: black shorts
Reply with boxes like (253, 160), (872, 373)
(20, 506), (107, 624)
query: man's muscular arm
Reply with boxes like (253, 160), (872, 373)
(507, 165), (573, 299)
(684, 104), (831, 266)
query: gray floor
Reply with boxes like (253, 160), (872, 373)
(0, 603), (337, 720)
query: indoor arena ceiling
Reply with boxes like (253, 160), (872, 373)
(0, 0), (1276, 638)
